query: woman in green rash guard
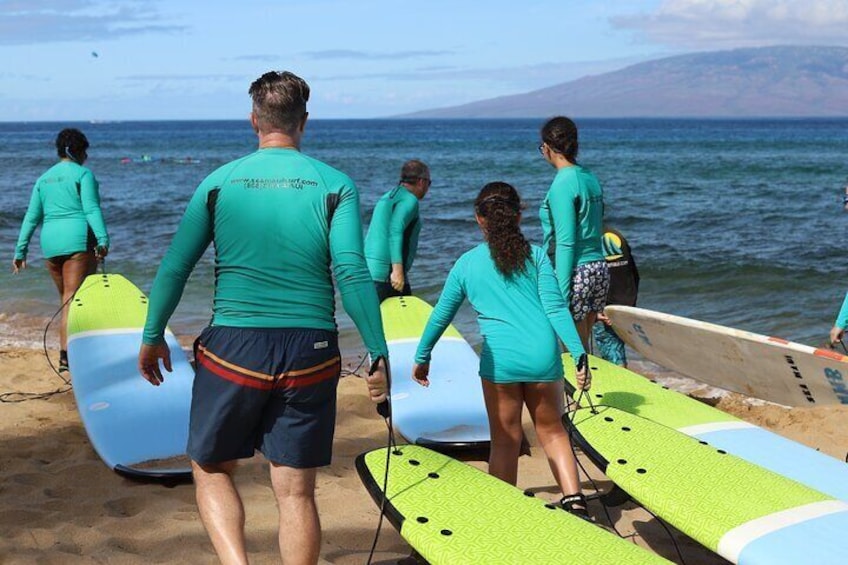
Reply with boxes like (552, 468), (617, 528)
(539, 116), (609, 350)
(12, 128), (109, 371)
(411, 182), (592, 519)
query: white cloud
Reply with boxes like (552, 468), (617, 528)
(612, 0), (848, 48)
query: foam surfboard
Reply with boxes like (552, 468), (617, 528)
(67, 273), (194, 479)
(563, 355), (848, 502)
(380, 296), (489, 450)
(564, 404), (848, 564)
(356, 444), (671, 564)
(605, 305), (848, 406)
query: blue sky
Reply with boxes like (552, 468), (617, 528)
(1, 0), (847, 121)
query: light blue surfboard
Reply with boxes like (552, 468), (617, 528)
(381, 296), (489, 451)
(67, 273), (194, 479)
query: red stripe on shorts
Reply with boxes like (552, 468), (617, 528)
(275, 358), (341, 390)
(196, 348), (274, 391)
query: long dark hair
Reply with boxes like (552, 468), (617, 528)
(475, 182), (530, 277)
(540, 116), (578, 164)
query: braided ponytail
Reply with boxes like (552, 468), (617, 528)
(475, 182), (530, 277)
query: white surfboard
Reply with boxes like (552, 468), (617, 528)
(606, 305), (848, 407)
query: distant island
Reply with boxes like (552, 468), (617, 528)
(400, 45), (848, 119)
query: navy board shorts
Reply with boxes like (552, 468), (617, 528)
(188, 326), (341, 468)
(570, 260), (610, 322)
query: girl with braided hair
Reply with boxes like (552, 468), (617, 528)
(412, 181), (592, 519)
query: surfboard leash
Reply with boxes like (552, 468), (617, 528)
(367, 355), (395, 565)
(2, 259), (107, 403)
(0, 292), (75, 403)
(566, 381), (626, 537)
(567, 363), (688, 565)
(340, 352), (368, 378)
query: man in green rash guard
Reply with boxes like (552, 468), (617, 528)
(364, 159), (430, 302)
(137, 71), (389, 565)
(12, 128), (109, 372)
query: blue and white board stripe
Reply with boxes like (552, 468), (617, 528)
(721, 501), (848, 564)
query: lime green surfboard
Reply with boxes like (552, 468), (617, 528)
(562, 355), (848, 502)
(380, 294), (463, 342)
(562, 356), (848, 564)
(356, 444), (670, 564)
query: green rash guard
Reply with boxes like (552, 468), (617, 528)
(835, 292), (848, 329)
(142, 148), (388, 360)
(540, 165), (605, 302)
(15, 161), (109, 260)
(364, 186), (421, 281)
(414, 244), (586, 383)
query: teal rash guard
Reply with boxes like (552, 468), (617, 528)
(142, 148), (388, 360)
(414, 244), (586, 384)
(15, 161), (109, 260)
(835, 292), (848, 330)
(364, 186), (421, 281)
(540, 165), (605, 302)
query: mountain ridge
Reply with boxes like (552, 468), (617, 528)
(400, 46), (848, 118)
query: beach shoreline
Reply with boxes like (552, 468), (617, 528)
(1, 343), (846, 564)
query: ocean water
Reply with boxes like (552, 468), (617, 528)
(2, 118), (847, 355)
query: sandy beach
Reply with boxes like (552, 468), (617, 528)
(1, 343), (847, 565)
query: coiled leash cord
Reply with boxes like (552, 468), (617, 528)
(366, 356), (396, 565)
(1, 258), (107, 403)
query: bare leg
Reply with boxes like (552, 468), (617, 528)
(575, 311), (598, 353)
(45, 259), (66, 350)
(46, 252), (96, 351)
(270, 463), (320, 565)
(481, 380), (524, 485)
(192, 460), (248, 565)
(524, 381), (581, 497)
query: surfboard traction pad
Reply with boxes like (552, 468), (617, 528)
(356, 444), (670, 564)
(562, 356), (832, 558)
(380, 295), (462, 341)
(66, 273), (192, 479)
(563, 353), (739, 430)
(67, 273), (149, 336)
